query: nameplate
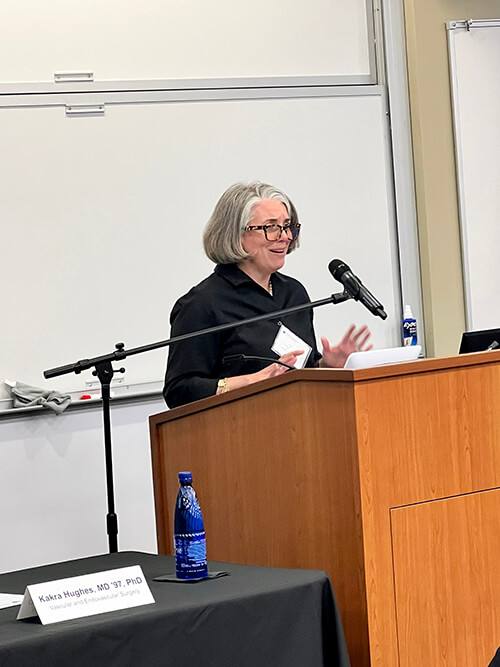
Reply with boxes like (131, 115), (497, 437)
(17, 565), (154, 625)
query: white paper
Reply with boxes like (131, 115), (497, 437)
(16, 565), (154, 625)
(0, 593), (24, 609)
(271, 324), (312, 369)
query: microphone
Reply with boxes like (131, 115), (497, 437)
(222, 354), (295, 371)
(329, 259), (388, 320)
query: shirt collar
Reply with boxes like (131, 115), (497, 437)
(214, 263), (256, 287)
(215, 263), (287, 288)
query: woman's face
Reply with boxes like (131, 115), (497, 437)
(240, 199), (291, 277)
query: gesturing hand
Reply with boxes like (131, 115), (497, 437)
(254, 349), (304, 381)
(320, 325), (372, 368)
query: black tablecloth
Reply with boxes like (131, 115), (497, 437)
(0, 552), (350, 667)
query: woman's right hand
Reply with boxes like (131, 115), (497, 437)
(217, 350), (303, 394)
(252, 350), (303, 382)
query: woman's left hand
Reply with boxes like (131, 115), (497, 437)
(320, 324), (373, 368)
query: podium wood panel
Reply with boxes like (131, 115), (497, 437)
(150, 351), (500, 666)
(391, 489), (500, 667)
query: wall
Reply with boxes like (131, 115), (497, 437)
(403, 0), (500, 357)
(0, 396), (163, 573)
(0, 0), (423, 575)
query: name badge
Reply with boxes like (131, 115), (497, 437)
(17, 565), (154, 625)
(271, 324), (312, 369)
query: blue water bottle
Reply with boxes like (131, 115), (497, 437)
(402, 305), (418, 346)
(174, 471), (208, 579)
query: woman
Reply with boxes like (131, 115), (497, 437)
(163, 182), (372, 408)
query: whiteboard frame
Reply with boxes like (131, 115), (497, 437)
(447, 19), (500, 330)
(0, 72), (377, 96)
(0, 0), (427, 399)
(0, 0), (377, 94)
(0, 85), (402, 399)
(0, 84), (385, 110)
(381, 0), (423, 340)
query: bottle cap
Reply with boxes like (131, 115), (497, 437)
(403, 305), (413, 319)
(178, 471), (193, 483)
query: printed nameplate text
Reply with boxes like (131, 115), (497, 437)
(17, 565), (154, 624)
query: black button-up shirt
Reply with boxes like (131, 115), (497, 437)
(163, 263), (321, 408)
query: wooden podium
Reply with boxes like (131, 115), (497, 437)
(150, 352), (500, 667)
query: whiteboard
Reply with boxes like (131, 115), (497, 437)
(0, 0), (372, 86)
(0, 89), (401, 400)
(447, 20), (500, 331)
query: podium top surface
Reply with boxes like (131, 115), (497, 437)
(150, 350), (500, 425)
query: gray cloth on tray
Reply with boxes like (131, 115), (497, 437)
(11, 381), (72, 414)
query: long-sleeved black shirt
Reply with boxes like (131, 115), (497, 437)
(163, 263), (321, 408)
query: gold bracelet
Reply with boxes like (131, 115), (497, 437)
(217, 378), (229, 393)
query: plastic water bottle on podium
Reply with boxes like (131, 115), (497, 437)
(174, 471), (208, 579)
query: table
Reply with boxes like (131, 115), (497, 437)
(0, 552), (350, 666)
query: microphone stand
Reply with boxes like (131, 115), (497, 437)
(223, 355), (296, 371)
(43, 290), (352, 553)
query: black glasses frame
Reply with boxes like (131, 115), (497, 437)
(244, 222), (301, 241)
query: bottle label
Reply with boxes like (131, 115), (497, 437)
(174, 531), (208, 579)
(402, 319), (418, 346)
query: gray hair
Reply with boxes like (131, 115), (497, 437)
(203, 182), (300, 264)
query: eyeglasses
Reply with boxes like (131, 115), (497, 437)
(244, 222), (301, 242)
